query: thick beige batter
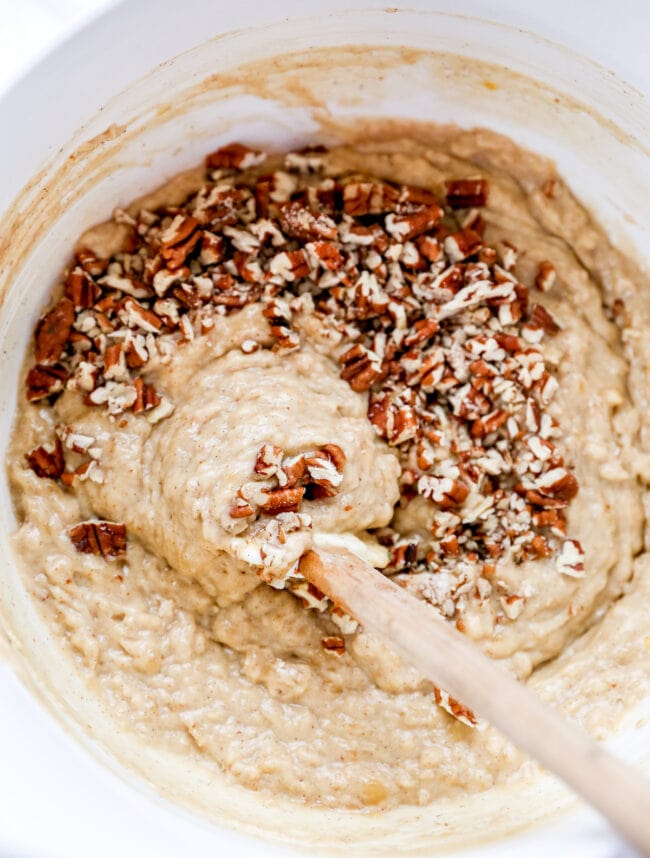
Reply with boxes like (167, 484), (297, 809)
(8, 127), (650, 814)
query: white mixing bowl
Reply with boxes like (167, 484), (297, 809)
(1, 2), (649, 856)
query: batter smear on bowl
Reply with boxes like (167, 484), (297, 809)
(8, 130), (648, 809)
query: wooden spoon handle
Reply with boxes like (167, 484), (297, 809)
(300, 548), (650, 853)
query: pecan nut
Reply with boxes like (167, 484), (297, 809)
(69, 520), (127, 560)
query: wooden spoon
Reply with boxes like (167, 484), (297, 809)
(300, 547), (650, 853)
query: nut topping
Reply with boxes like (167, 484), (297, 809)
(259, 486), (305, 515)
(231, 442), (346, 522)
(69, 520), (127, 560)
(35, 298), (75, 364)
(320, 635), (346, 655)
(445, 178), (489, 209)
(25, 438), (65, 479)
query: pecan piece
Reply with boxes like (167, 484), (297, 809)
(416, 235), (442, 262)
(404, 317), (439, 347)
(279, 201), (337, 241)
(64, 269), (101, 309)
(418, 475), (469, 509)
(34, 297), (75, 364)
(281, 455), (308, 488)
(321, 636), (345, 655)
(443, 228), (483, 263)
(254, 443), (284, 477)
(524, 489), (568, 510)
(536, 467), (579, 502)
(120, 297), (163, 332)
(530, 303), (560, 335)
(259, 486), (305, 515)
(304, 449), (344, 494)
(162, 230), (201, 270)
(399, 185), (440, 207)
(529, 534), (553, 558)
(307, 240), (344, 271)
(69, 520), (127, 560)
(556, 539), (585, 577)
(26, 364), (68, 401)
(230, 498), (255, 519)
(132, 377), (161, 414)
(444, 178), (489, 209)
(535, 260), (556, 292)
(199, 232), (226, 266)
(385, 205), (443, 241)
(25, 438), (64, 480)
(321, 443), (346, 471)
(160, 215), (199, 249)
(339, 344), (382, 392)
(342, 182), (399, 216)
(76, 249), (107, 277)
(205, 143), (265, 170)
(433, 687), (478, 727)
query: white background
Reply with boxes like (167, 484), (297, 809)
(1, 0), (649, 99)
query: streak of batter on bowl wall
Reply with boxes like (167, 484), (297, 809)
(8, 127), (650, 815)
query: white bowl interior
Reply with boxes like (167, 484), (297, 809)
(0, 7), (649, 857)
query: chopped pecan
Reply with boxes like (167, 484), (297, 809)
(445, 178), (489, 209)
(320, 443), (346, 471)
(416, 235), (442, 262)
(205, 142), (265, 170)
(443, 228), (483, 263)
(279, 201), (337, 241)
(281, 456), (308, 488)
(524, 489), (568, 510)
(161, 219), (201, 270)
(529, 534), (553, 558)
(200, 232), (226, 265)
(556, 539), (585, 577)
(230, 498), (255, 518)
(530, 304), (560, 334)
(308, 240), (344, 270)
(34, 298), (75, 364)
(64, 269), (101, 309)
(404, 317), (439, 347)
(270, 249), (310, 281)
(25, 438), (64, 480)
(304, 452), (344, 493)
(69, 520), (127, 560)
(340, 344), (382, 392)
(471, 409), (508, 438)
(259, 486), (305, 515)
(535, 260), (556, 292)
(321, 636), (345, 655)
(119, 297), (163, 332)
(433, 687), (478, 727)
(132, 378), (161, 414)
(399, 185), (440, 207)
(254, 443), (284, 477)
(342, 182), (399, 216)
(385, 204), (443, 241)
(160, 215), (199, 249)
(418, 475), (469, 509)
(76, 249), (107, 276)
(536, 467), (578, 502)
(26, 364), (68, 401)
